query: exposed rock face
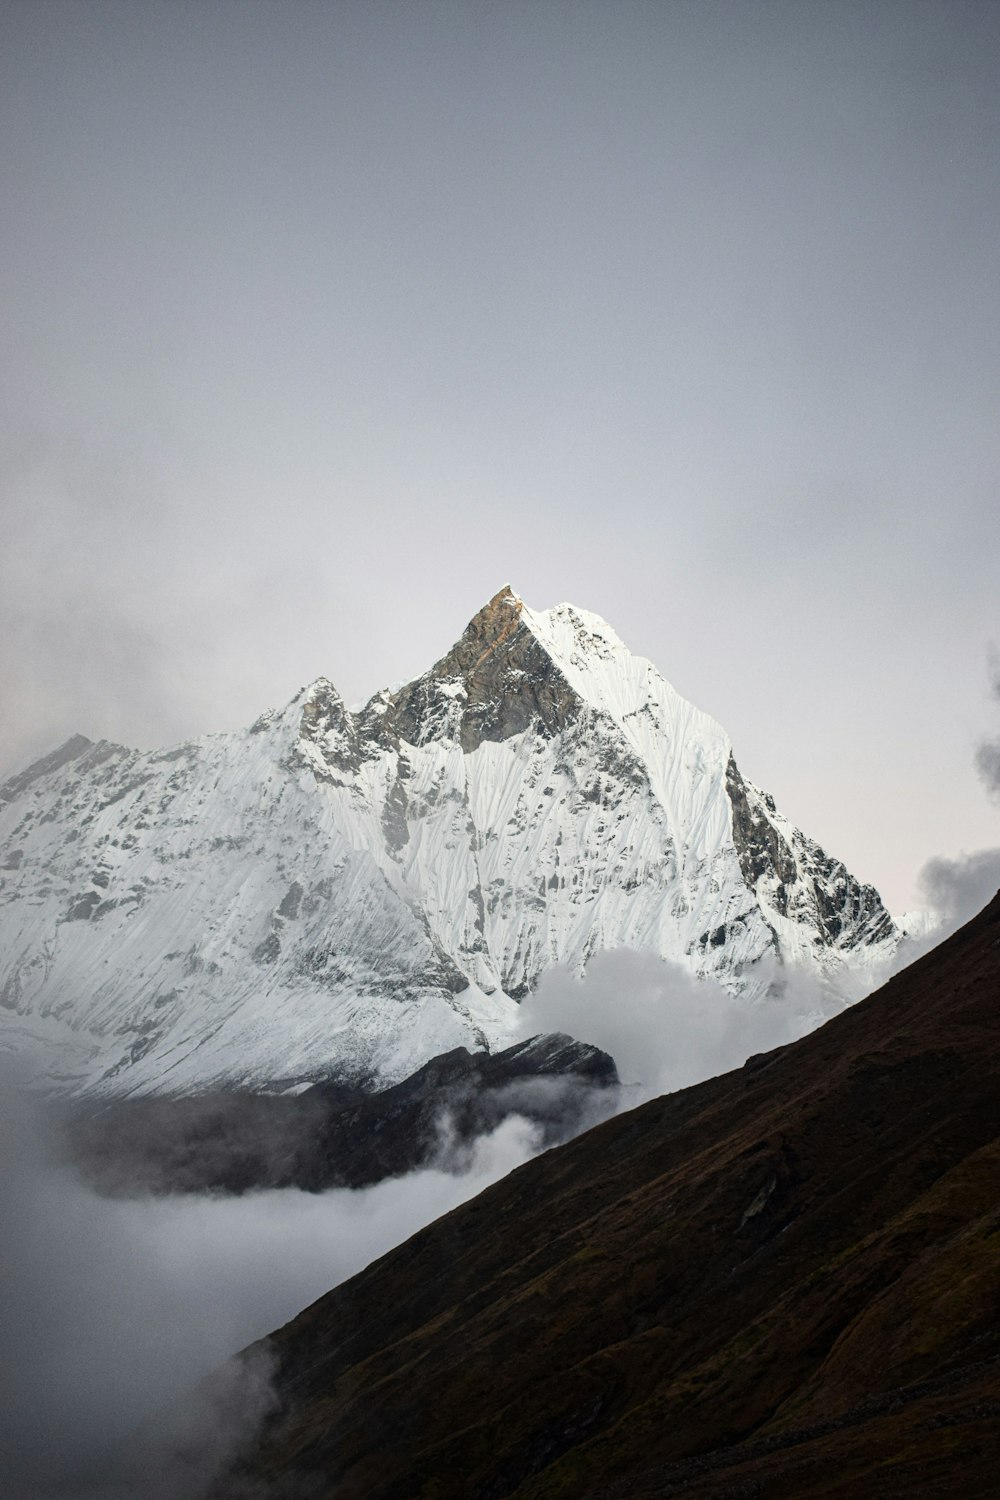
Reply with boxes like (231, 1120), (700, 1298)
(0, 732), (96, 805)
(366, 587), (583, 753)
(0, 588), (899, 1097)
(725, 754), (895, 950)
(224, 893), (1000, 1500)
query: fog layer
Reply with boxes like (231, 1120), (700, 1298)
(0, 1079), (542, 1499)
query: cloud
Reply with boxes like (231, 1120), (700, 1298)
(909, 662), (1000, 945)
(918, 848), (1000, 933)
(970, 650), (1000, 801)
(429, 1078), (617, 1174)
(976, 740), (1000, 799)
(515, 951), (821, 1106)
(891, 654), (1000, 961)
(0, 1072), (546, 1499)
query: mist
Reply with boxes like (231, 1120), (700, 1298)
(973, 652), (1000, 801)
(907, 657), (1000, 947)
(918, 848), (1000, 935)
(0, 1075), (545, 1500)
(516, 951), (826, 1105)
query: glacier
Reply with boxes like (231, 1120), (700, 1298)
(0, 586), (898, 1096)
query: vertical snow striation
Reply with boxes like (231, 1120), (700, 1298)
(0, 589), (898, 1095)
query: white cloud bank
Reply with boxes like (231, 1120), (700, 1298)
(516, 950), (829, 1105)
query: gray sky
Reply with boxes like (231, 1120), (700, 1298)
(2, 0), (998, 915)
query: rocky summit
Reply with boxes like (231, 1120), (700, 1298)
(0, 587), (897, 1097)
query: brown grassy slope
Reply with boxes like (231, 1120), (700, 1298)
(236, 894), (1000, 1499)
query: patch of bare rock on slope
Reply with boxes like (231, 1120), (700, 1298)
(218, 889), (1000, 1499)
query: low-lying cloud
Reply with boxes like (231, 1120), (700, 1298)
(515, 951), (824, 1105)
(0, 1074), (546, 1500)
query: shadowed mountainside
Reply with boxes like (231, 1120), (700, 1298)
(225, 891), (1000, 1499)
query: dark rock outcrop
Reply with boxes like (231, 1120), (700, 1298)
(726, 752), (895, 948)
(66, 1033), (618, 1196)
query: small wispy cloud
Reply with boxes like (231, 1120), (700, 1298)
(905, 651), (1000, 947)
(973, 650), (1000, 801)
(918, 848), (1000, 932)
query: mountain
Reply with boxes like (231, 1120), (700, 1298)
(0, 587), (897, 1097)
(223, 890), (1000, 1500)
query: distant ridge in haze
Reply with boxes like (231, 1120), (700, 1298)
(0, 587), (896, 1096)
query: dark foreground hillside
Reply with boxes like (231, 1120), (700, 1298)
(225, 894), (1000, 1499)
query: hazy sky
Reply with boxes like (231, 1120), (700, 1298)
(2, 0), (998, 914)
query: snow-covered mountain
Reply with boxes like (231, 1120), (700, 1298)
(0, 587), (897, 1096)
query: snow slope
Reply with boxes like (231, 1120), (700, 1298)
(0, 588), (897, 1095)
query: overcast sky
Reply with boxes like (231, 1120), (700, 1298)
(2, 0), (998, 915)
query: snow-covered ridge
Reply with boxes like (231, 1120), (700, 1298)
(0, 586), (898, 1096)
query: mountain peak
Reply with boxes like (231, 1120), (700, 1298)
(489, 581), (521, 607)
(461, 584), (524, 654)
(355, 585), (578, 754)
(0, 589), (899, 1098)
(459, 589), (628, 693)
